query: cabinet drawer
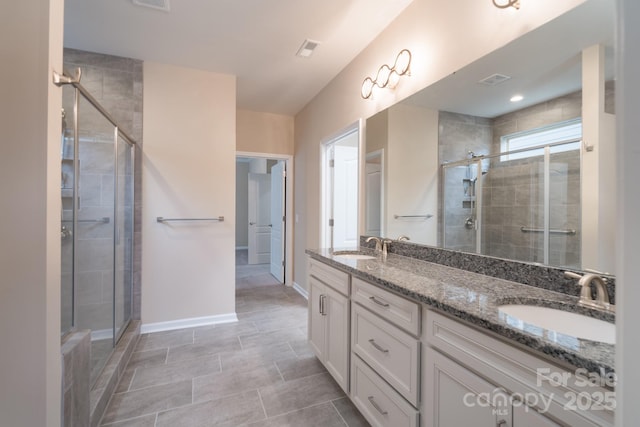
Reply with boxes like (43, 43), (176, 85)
(308, 257), (349, 296)
(352, 303), (420, 406)
(352, 277), (420, 335)
(351, 355), (419, 427)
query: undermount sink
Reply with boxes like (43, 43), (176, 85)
(332, 251), (376, 260)
(498, 304), (615, 344)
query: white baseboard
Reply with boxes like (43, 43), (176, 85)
(293, 281), (308, 300)
(140, 312), (238, 334)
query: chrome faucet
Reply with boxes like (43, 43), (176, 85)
(397, 235), (410, 242)
(366, 236), (383, 252)
(564, 271), (614, 312)
(366, 236), (392, 256)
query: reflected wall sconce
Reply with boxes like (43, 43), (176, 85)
(492, 0), (520, 9)
(361, 49), (412, 99)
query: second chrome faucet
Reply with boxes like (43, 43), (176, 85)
(366, 236), (393, 256)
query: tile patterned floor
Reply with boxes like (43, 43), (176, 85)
(100, 251), (369, 426)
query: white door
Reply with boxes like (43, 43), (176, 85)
(270, 161), (285, 282)
(248, 173), (271, 264)
(332, 142), (359, 248)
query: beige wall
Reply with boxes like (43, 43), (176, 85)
(293, 0), (586, 290)
(142, 62), (236, 328)
(237, 109), (294, 155)
(0, 0), (63, 425)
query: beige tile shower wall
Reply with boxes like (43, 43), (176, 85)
(293, 0), (587, 291)
(142, 62), (236, 326)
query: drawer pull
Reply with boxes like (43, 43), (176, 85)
(368, 338), (389, 353)
(369, 296), (390, 308)
(497, 420), (507, 427)
(368, 395), (388, 415)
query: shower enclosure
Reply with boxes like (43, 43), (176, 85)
(59, 70), (135, 384)
(442, 138), (581, 269)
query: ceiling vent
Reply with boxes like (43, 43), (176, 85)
(296, 39), (320, 58)
(478, 73), (511, 86)
(132, 0), (170, 12)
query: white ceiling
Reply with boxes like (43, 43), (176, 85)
(63, 0), (415, 116)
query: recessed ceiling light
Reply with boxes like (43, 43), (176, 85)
(296, 39), (320, 58)
(510, 94), (524, 102)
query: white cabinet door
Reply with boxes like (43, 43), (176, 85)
(308, 276), (326, 360)
(307, 273), (350, 393)
(424, 346), (510, 427)
(324, 284), (350, 391)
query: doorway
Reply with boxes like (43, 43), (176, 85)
(321, 121), (361, 250)
(236, 153), (292, 286)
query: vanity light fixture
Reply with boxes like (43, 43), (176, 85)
(361, 49), (412, 99)
(492, 0), (520, 9)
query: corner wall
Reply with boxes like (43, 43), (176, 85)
(0, 0), (64, 425)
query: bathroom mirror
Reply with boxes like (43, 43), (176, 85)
(364, 0), (615, 273)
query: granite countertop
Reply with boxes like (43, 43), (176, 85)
(306, 247), (615, 377)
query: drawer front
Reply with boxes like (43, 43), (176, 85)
(352, 277), (420, 335)
(352, 303), (420, 406)
(308, 257), (349, 296)
(351, 355), (419, 427)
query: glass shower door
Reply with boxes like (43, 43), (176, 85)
(114, 132), (134, 341)
(548, 144), (581, 268)
(75, 94), (116, 383)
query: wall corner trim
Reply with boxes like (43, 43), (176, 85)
(140, 313), (238, 334)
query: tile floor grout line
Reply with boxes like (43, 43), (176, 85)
(237, 334), (244, 351)
(273, 360), (285, 382)
(330, 399), (351, 427)
(263, 400), (345, 423)
(256, 388), (269, 420)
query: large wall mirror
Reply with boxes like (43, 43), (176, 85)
(364, 0), (615, 273)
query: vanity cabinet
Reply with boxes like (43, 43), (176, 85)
(306, 254), (613, 427)
(307, 259), (350, 392)
(422, 309), (614, 427)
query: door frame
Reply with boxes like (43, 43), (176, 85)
(236, 151), (294, 287)
(320, 119), (363, 249)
